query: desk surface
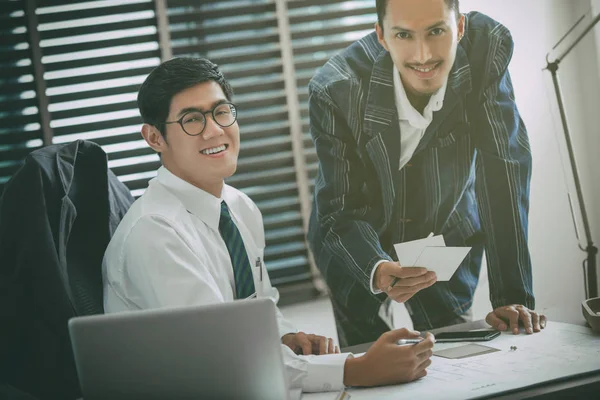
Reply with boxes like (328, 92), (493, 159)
(303, 320), (600, 400)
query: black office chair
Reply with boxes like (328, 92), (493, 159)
(0, 140), (134, 400)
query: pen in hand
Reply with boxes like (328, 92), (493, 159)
(397, 338), (424, 345)
(389, 276), (401, 290)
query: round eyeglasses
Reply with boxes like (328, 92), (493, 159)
(164, 102), (238, 136)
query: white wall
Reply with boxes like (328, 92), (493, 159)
(455, 0), (600, 324)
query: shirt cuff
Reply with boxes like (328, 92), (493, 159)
(305, 353), (350, 392)
(282, 345), (351, 393)
(370, 259), (389, 294)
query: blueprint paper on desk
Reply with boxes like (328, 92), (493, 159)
(393, 234), (471, 281)
(302, 322), (600, 400)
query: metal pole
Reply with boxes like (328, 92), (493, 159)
(154, 0), (172, 61)
(553, 12), (600, 64)
(546, 60), (598, 298)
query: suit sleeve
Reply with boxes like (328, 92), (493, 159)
(472, 29), (535, 309)
(309, 87), (392, 298)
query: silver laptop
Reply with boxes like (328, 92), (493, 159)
(69, 298), (297, 400)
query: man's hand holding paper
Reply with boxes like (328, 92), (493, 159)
(394, 233), (472, 282)
(374, 262), (437, 303)
(374, 233), (472, 304)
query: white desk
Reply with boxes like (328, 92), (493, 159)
(303, 321), (600, 399)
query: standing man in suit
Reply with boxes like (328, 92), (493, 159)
(308, 0), (547, 347)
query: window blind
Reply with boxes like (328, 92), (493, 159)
(35, 0), (161, 195)
(1, 0), (378, 290)
(0, 0), (43, 195)
(288, 0), (376, 190)
(166, 0), (312, 285)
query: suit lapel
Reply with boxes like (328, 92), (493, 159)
(363, 50), (397, 136)
(363, 49), (401, 171)
(362, 50), (401, 213)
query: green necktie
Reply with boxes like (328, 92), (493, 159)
(218, 201), (256, 299)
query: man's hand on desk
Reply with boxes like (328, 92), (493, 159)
(343, 328), (435, 387)
(486, 305), (547, 335)
(375, 261), (437, 303)
(281, 332), (340, 355)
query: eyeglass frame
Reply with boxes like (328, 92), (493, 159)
(162, 101), (238, 137)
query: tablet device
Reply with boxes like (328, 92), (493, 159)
(434, 329), (501, 343)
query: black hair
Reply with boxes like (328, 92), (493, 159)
(376, 0), (460, 31)
(137, 57), (233, 137)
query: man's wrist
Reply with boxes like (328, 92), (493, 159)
(370, 259), (389, 294)
(343, 356), (365, 387)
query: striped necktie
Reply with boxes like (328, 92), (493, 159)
(218, 201), (256, 299)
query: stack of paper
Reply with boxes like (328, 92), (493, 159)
(393, 234), (471, 281)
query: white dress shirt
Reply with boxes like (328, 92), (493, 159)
(369, 68), (448, 298)
(103, 166), (349, 392)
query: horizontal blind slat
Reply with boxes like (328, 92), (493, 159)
(39, 18), (156, 40)
(36, 2), (153, 24)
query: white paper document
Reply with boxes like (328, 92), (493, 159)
(393, 234), (471, 281)
(303, 322), (600, 400)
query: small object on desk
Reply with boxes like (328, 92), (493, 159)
(335, 389), (351, 400)
(510, 346), (517, 351)
(434, 329), (500, 343)
(434, 343), (500, 359)
(581, 296), (600, 333)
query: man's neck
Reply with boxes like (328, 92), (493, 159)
(406, 91), (431, 116)
(162, 163), (224, 198)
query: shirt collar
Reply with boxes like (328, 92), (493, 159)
(156, 166), (223, 231)
(393, 67), (448, 128)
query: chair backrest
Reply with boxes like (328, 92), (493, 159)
(66, 147), (111, 316)
(0, 140), (134, 400)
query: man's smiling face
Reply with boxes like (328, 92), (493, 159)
(376, 0), (464, 98)
(159, 81), (240, 192)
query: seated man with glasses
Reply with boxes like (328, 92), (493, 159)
(102, 57), (435, 392)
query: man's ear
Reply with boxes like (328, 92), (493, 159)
(457, 13), (465, 41)
(141, 124), (166, 154)
(375, 22), (389, 52)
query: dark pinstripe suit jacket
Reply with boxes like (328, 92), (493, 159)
(307, 12), (535, 329)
